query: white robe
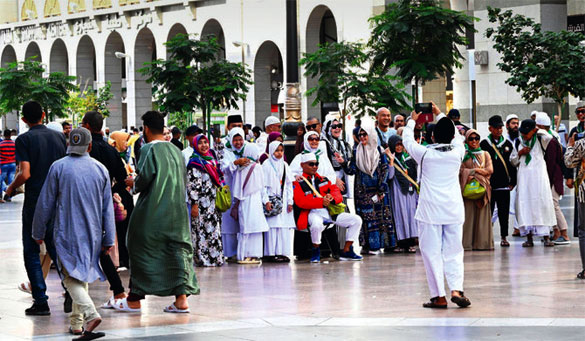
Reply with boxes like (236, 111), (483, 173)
(289, 141), (337, 182)
(510, 130), (556, 235)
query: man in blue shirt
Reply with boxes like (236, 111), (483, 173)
(375, 107), (396, 148)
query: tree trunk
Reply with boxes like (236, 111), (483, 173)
(555, 101), (563, 132)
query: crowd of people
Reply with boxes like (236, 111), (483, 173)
(2, 98), (585, 338)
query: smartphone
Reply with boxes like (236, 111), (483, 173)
(415, 103), (434, 124)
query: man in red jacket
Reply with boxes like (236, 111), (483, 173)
(293, 152), (362, 263)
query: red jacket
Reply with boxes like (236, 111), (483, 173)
(293, 172), (343, 230)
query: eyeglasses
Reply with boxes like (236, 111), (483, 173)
(306, 123), (319, 130)
(577, 109), (585, 115)
(468, 136), (480, 141)
(331, 123), (343, 129)
(307, 162), (319, 167)
(308, 137), (320, 142)
(358, 133), (368, 138)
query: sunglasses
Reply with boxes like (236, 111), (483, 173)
(308, 136), (320, 142)
(358, 132), (368, 138)
(468, 136), (480, 141)
(331, 123), (343, 129)
(577, 109), (585, 114)
(306, 123), (319, 130)
(307, 162), (319, 167)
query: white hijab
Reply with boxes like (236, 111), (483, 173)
(228, 127), (246, 155)
(232, 143), (263, 199)
(263, 141), (292, 194)
(356, 123), (380, 176)
(303, 131), (324, 158)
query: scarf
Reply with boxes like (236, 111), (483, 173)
(259, 132), (283, 164)
(188, 134), (223, 187)
(488, 134), (505, 160)
(388, 134), (417, 194)
(302, 131), (323, 161)
(228, 127), (246, 158)
(463, 129), (483, 162)
(109, 131), (130, 152)
(355, 124), (380, 177)
(521, 134), (537, 165)
(322, 119), (351, 168)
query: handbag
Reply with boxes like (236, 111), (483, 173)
(215, 185), (231, 213)
(301, 176), (347, 217)
(463, 179), (486, 200)
(264, 167), (286, 217)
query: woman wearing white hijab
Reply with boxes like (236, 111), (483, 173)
(290, 131), (336, 182)
(218, 127), (248, 261)
(351, 122), (395, 254)
(232, 143), (269, 264)
(261, 141), (296, 262)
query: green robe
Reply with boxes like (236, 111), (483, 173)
(127, 141), (199, 297)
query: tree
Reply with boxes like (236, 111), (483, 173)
(65, 81), (113, 125)
(0, 59), (77, 121)
(486, 7), (585, 120)
(300, 41), (410, 122)
(140, 33), (252, 136)
(368, 0), (476, 103)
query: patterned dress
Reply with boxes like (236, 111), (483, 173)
(187, 167), (225, 267)
(351, 147), (396, 251)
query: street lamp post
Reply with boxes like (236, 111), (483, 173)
(233, 41), (248, 123)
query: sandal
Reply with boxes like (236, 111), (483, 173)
(512, 229), (520, 237)
(112, 297), (141, 313)
(393, 247), (404, 253)
(69, 327), (84, 335)
(500, 240), (510, 247)
(163, 302), (190, 314)
(522, 241), (534, 248)
(423, 297), (447, 309)
(406, 246), (417, 253)
(100, 296), (116, 309)
(18, 282), (32, 294)
(544, 240), (555, 247)
(450, 291), (471, 308)
(577, 270), (585, 279)
(74, 331), (105, 340)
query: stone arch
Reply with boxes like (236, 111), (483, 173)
(25, 41), (42, 62)
(76, 35), (96, 90)
(1, 45), (17, 67)
(49, 39), (68, 74)
(166, 23), (188, 59)
(201, 19), (225, 60)
(305, 5), (338, 121)
(134, 27), (156, 124)
(104, 31), (126, 130)
(253, 41), (284, 127)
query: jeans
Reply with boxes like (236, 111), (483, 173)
(0, 163), (16, 192)
(22, 204), (58, 305)
(490, 190), (510, 238)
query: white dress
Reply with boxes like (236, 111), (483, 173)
(511, 131), (556, 236)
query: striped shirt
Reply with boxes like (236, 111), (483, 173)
(0, 139), (16, 164)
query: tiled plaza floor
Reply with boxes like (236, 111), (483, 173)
(0, 192), (583, 340)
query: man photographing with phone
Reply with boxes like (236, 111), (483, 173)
(401, 102), (470, 309)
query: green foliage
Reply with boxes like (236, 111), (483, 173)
(0, 58), (78, 120)
(140, 33), (252, 132)
(65, 81), (114, 125)
(300, 41), (411, 119)
(486, 7), (585, 114)
(368, 0), (476, 90)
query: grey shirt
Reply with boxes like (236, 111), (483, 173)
(32, 154), (115, 283)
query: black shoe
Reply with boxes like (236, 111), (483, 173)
(64, 291), (73, 313)
(450, 291), (471, 308)
(3, 194), (11, 202)
(25, 302), (51, 316)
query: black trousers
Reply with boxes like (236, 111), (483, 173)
(99, 251), (125, 296)
(490, 190), (510, 238)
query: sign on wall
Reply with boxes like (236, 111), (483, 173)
(568, 15), (585, 35)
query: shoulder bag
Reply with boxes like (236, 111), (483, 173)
(301, 175), (346, 216)
(463, 152), (486, 200)
(264, 167), (285, 217)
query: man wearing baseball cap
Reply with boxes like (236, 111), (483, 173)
(480, 115), (517, 247)
(32, 127), (115, 339)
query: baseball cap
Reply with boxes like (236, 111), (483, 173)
(67, 127), (92, 155)
(519, 119), (536, 135)
(488, 115), (504, 128)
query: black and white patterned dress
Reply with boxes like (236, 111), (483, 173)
(187, 167), (225, 267)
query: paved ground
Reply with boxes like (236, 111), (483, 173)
(0, 191), (583, 341)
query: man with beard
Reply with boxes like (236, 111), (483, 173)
(505, 114), (519, 143)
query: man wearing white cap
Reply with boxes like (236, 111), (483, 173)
(256, 116), (281, 152)
(535, 112), (571, 245)
(505, 114), (519, 143)
(292, 152), (363, 263)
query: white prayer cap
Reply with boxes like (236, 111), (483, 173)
(530, 110), (538, 118)
(264, 116), (280, 127)
(505, 114), (518, 123)
(47, 122), (63, 133)
(300, 152), (317, 163)
(535, 112), (551, 126)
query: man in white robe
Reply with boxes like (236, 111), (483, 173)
(402, 104), (470, 309)
(255, 116), (281, 152)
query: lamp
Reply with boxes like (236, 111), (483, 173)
(115, 52), (128, 59)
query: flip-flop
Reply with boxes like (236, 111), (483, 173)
(163, 302), (190, 314)
(18, 282), (32, 294)
(74, 331), (105, 340)
(112, 297), (141, 313)
(69, 327), (84, 335)
(100, 296), (116, 309)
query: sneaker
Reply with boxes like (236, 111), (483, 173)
(25, 302), (51, 316)
(310, 247), (321, 263)
(339, 247), (363, 261)
(554, 236), (571, 245)
(367, 249), (380, 255)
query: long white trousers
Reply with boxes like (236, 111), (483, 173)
(308, 209), (362, 245)
(418, 222), (464, 298)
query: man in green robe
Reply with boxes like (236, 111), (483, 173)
(115, 111), (199, 314)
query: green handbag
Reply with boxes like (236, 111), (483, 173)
(327, 202), (347, 216)
(215, 185), (232, 213)
(463, 179), (486, 200)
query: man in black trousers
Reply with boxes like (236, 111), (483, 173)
(481, 115), (517, 247)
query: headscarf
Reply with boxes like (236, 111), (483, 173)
(109, 131), (130, 152)
(301, 131), (323, 160)
(388, 135), (417, 194)
(259, 132), (283, 164)
(321, 118), (351, 169)
(188, 134), (223, 187)
(228, 127), (246, 157)
(232, 143), (263, 199)
(264, 141), (292, 195)
(355, 123), (380, 176)
(463, 129), (483, 163)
